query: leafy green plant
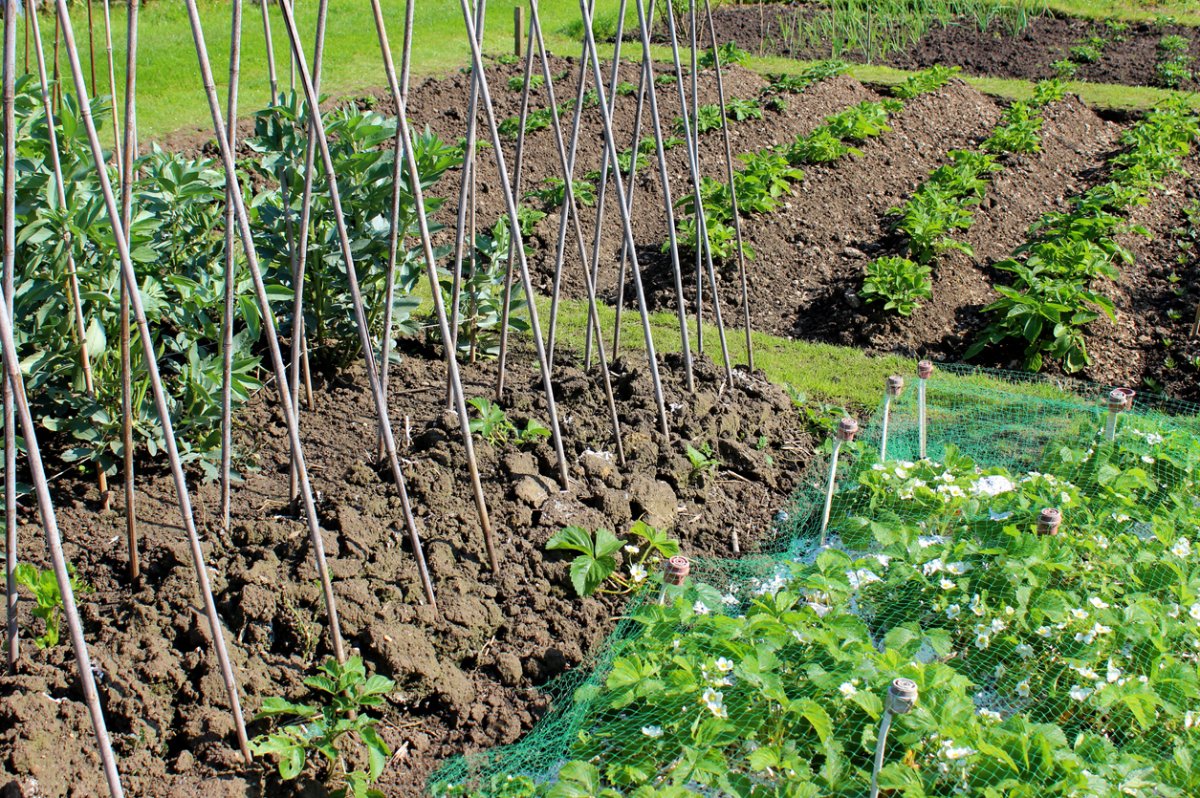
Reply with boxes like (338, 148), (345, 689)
(516, 204), (546, 238)
(525, 177), (596, 210)
(615, 80), (637, 97)
(764, 61), (850, 95)
(440, 219), (530, 359)
(725, 97), (763, 122)
(250, 656), (393, 798)
(467, 397), (548, 447)
(698, 40), (749, 68)
(1158, 33), (1190, 54)
(825, 100), (901, 142)
(1052, 58), (1079, 79)
(983, 101), (1044, 154)
(12, 563), (89, 649)
(506, 74), (544, 93)
(685, 442), (721, 484)
(675, 103), (724, 136)
(861, 256), (933, 316)
(1069, 43), (1102, 63)
(733, 150), (804, 214)
(546, 521), (680, 597)
(891, 65), (961, 99)
(786, 126), (863, 164)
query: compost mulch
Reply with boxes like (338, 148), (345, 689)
(699, 4), (1200, 92)
(0, 340), (813, 797)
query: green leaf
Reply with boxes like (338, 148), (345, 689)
(359, 725), (390, 782)
(593, 527), (624, 559)
(569, 552), (616, 597)
(546, 526), (594, 557)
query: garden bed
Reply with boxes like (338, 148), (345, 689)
(0, 342), (813, 797)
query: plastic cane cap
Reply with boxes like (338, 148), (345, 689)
(836, 417), (858, 443)
(917, 360), (934, 380)
(1114, 387), (1136, 411)
(1107, 389), (1129, 413)
(664, 556), (690, 586)
(887, 678), (919, 715)
(1037, 507), (1062, 536)
(886, 375), (905, 397)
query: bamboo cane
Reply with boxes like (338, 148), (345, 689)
(85, 0), (95, 95)
(100, 0), (119, 168)
(3, 0), (18, 675)
(259, 0), (278, 104)
(577, 0), (672, 438)
(118, 0), (138, 581)
(54, 0), (252, 760)
(702, 0), (754, 370)
(274, 0), (442, 597)
(218, 0), (242, 534)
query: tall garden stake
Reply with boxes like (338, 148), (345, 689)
(0, 293), (126, 798)
(55, 0), (251, 760)
(185, 0), (356, 644)
(118, 0), (139, 580)
(456, 0), (574, 489)
(917, 360), (931, 459)
(528, 0), (626, 465)
(218, 0), (243, 533)
(24, 1), (108, 507)
(820, 417), (857, 545)
(703, 0), (754, 369)
(360, 0), (497, 575)
(100, 0), (119, 167)
(3, 0), (17, 675)
(577, 0), (672, 438)
(870, 679), (919, 798)
(259, 0), (279, 103)
(880, 375), (903, 462)
(274, 0), (446, 592)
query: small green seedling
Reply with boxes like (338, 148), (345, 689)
(13, 563), (88, 649)
(546, 521), (680, 597)
(686, 442), (721, 484)
(250, 656), (394, 798)
(468, 397), (550, 446)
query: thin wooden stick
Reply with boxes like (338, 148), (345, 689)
(702, 0), (753, 370)
(365, 0), (499, 575)
(275, 0), (442, 598)
(85, 0), (95, 95)
(218, 0), (243, 534)
(259, 0), (279, 104)
(118, 0), (138, 581)
(575, 0), (672, 438)
(54, 0), (252, 760)
(399, 0), (414, 98)
(3, 0), (18, 675)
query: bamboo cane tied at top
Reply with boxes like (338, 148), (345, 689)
(182, 0), (355, 654)
(52, 0), (253, 761)
(218, 0), (242, 534)
(526, 0), (627, 468)
(455, 0), (574, 493)
(702, 0), (755, 371)
(259, 0), (279, 104)
(273, 0), (443, 599)
(362, 0), (499, 578)
(118, 0), (138, 581)
(366, 0), (481, 593)
(630, 0), (697, 393)
(576, 0), (673, 440)
(3, 0), (18, 676)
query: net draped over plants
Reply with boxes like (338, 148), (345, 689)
(432, 366), (1200, 797)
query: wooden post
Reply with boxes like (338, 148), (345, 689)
(514, 5), (522, 57)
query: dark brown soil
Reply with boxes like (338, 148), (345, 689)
(0, 341), (814, 797)
(703, 4), (1200, 92)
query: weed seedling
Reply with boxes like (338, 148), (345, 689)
(13, 563), (90, 649)
(686, 442), (721, 484)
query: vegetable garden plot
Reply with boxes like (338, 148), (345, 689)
(432, 365), (1200, 797)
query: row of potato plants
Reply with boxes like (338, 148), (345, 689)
(439, 407), (1200, 797)
(12, 78), (462, 479)
(968, 99), (1200, 372)
(669, 65), (961, 262)
(862, 79), (1066, 317)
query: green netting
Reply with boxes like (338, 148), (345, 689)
(431, 365), (1200, 798)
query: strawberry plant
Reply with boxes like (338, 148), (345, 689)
(724, 97), (763, 122)
(467, 397), (548, 447)
(546, 521), (680, 597)
(861, 256), (933, 316)
(251, 656), (394, 798)
(891, 65), (961, 99)
(698, 40), (749, 68)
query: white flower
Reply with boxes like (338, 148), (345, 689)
(872, 463), (887, 471)
(1015, 679), (1031, 698)
(1015, 643), (1034, 659)
(1142, 455), (1156, 464)
(1186, 710), (1198, 729)
(918, 535), (948, 548)
(1075, 630), (1097, 645)
(923, 558), (945, 576)
(894, 466), (909, 479)
(1089, 597), (1110, 609)
(937, 484), (965, 499)
(1189, 602), (1200, 622)
(1004, 605), (1015, 616)
(1106, 660), (1122, 683)
(1113, 513), (1131, 523)
(846, 569), (881, 591)
(946, 562), (970, 575)
(839, 681), (858, 698)
(1091, 622), (1113, 636)
(979, 708), (1002, 723)
(990, 618), (1007, 634)
(975, 633), (990, 650)
(714, 657), (734, 673)
(970, 595), (986, 616)
(1146, 433), (1164, 445)
(693, 601), (711, 616)
(1173, 538), (1192, 558)
(940, 741), (976, 761)
(701, 688), (727, 718)
(1072, 665), (1100, 681)
(1168, 604), (1181, 619)
(940, 578), (956, 591)
(971, 475), (1014, 496)
(1069, 685), (1094, 702)
(1061, 491), (1072, 505)
(624, 544), (640, 554)
(1036, 626), (1053, 638)
(721, 592), (738, 606)
(946, 604), (961, 620)
(628, 563), (647, 584)
(642, 725), (663, 738)
(1070, 608), (1089, 620)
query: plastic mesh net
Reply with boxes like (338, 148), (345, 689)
(431, 365), (1200, 797)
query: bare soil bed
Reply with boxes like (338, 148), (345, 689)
(0, 341), (813, 797)
(699, 4), (1200, 92)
